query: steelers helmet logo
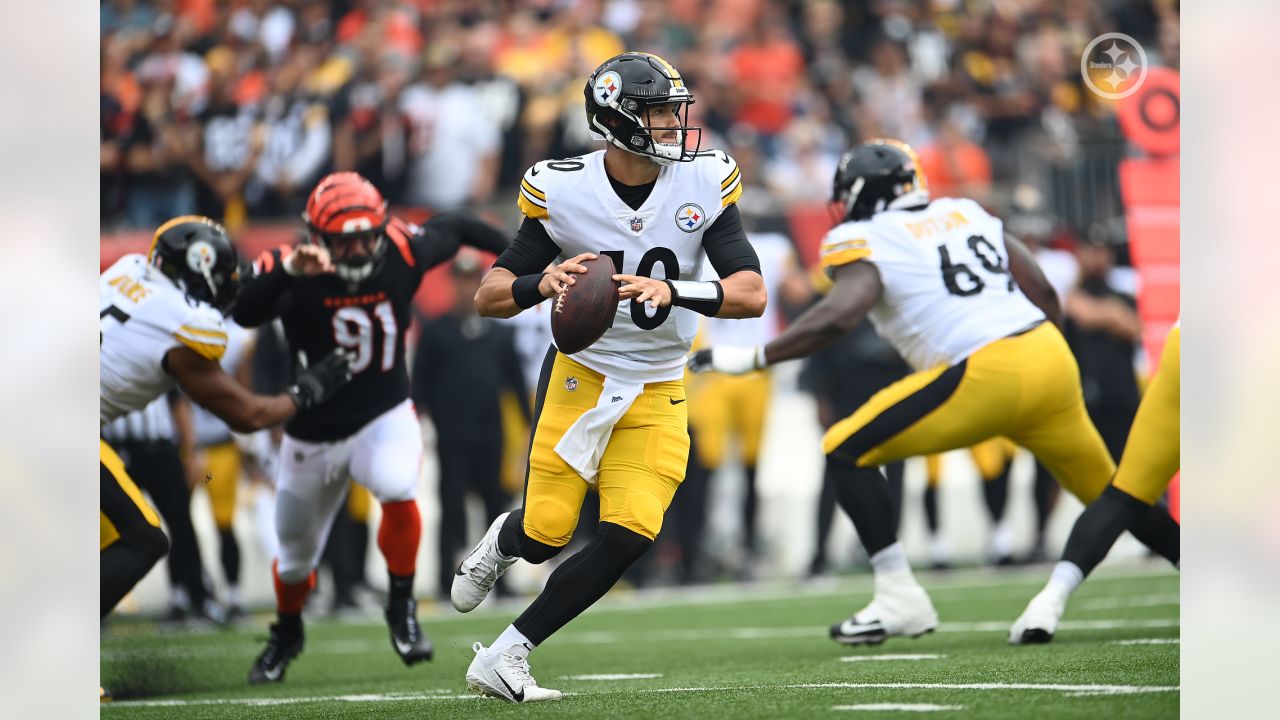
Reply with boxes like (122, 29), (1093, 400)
(186, 240), (217, 273)
(594, 71), (623, 107)
(675, 203), (705, 233)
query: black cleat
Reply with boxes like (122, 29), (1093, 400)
(1017, 628), (1054, 644)
(386, 597), (433, 666)
(247, 623), (304, 684)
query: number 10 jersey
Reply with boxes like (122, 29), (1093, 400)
(518, 149), (744, 384)
(818, 197), (1045, 372)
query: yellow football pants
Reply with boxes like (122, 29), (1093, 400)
(524, 353), (689, 545)
(199, 442), (241, 529)
(924, 437), (1017, 487)
(1113, 326), (1181, 504)
(824, 322), (1114, 504)
(100, 439), (161, 551)
(687, 371), (771, 467)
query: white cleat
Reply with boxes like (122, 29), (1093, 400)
(830, 572), (938, 646)
(1009, 587), (1066, 645)
(465, 642), (563, 703)
(451, 512), (517, 613)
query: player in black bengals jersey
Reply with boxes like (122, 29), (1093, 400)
(233, 171), (509, 684)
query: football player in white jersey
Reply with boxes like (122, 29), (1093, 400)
(453, 52), (765, 702)
(100, 216), (352, 626)
(690, 140), (1180, 647)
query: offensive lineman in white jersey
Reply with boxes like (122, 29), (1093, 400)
(453, 52), (765, 702)
(690, 140), (1180, 647)
(100, 216), (352, 633)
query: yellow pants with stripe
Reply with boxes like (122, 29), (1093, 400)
(524, 353), (689, 545)
(100, 439), (162, 550)
(1113, 326), (1180, 504)
(924, 438), (1017, 486)
(824, 323), (1114, 504)
(199, 442), (241, 529)
(687, 371), (771, 467)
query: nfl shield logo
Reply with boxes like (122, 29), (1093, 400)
(629, 216), (644, 233)
(564, 377), (579, 392)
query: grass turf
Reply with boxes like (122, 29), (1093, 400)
(101, 564), (1178, 719)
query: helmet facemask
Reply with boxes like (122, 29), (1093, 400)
(314, 226), (387, 285)
(610, 95), (701, 166)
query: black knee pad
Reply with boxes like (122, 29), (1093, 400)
(597, 522), (653, 566)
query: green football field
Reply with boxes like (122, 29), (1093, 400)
(101, 564), (1178, 719)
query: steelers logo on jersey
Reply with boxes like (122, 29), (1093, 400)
(675, 203), (706, 233)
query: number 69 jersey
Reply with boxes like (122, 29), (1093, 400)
(100, 254), (228, 426)
(818, 197), (1045, 372)
(519, 148), (743, 384)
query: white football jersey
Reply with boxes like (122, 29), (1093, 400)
(819, 197), (1045, 371)
(518, 148), (744, 384)
(701, 232), (794, 348)
(100, 254), (229, 426)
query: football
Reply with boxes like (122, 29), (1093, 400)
(550, 254), (619, 355)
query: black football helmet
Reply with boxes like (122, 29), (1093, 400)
(831, 139), (930, 223)
(148, 215), (242, 312)
(584, 52), (700, 165)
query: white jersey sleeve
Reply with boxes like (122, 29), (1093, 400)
(100, 255), (229, 425)
(819, 198), (1045, 371)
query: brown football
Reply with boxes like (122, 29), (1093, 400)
(551, 254), (619, 355)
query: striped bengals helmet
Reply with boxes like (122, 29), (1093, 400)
(302, 172), (389, 284)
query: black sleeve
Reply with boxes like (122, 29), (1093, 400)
(409, 314), (436, 413)
(702, 204), (761, 278)
(231, 249), (294, 327)
(493, 217), (562, 276)
(410, 211), (511, 271)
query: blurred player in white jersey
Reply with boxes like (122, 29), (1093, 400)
(454, 52), (766, 702)
(688, 232), (804, 570)
(691, 140), (1180, 647)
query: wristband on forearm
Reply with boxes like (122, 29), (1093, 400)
(512, 273), (548, 309)
(666, 280), (724, 317)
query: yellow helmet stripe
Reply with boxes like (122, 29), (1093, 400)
(870, 138), (928, 193)
(637, 52), (684, 88)
(148, 215), (220, 261)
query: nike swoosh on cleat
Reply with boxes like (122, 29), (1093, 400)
(394, 638), (415, 655)
(669, 398), (686, 405)
(261, 666), (282, 681)
(498, 674), (525, 702)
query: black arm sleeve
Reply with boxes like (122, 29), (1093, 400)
(231, 249), (294, 327)
(702, 204), (761, 278)
(411, 211), (511, 271)
(493, 217), (562, 276)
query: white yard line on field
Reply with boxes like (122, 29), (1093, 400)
(838, 654), (945, 663)
(560, 673), (663, 680)
(833, 704), (965, 712)
(1077, 594), (1180, 610)
(1109, 638), (1180, 645)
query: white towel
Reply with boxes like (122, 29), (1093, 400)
(554, 375), (643, 483)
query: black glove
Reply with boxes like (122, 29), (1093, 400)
(287, 349), (353, 411)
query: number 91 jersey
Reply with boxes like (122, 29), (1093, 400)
(519, 149), (743, 384)
(818, 197), (1045, 372)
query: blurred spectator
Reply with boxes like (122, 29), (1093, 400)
(191, 47), (265, 230)
(399, 42), (501, 210)
(917, 110), (992, 203)
(412, 251), (529, 598)
(1065, 229), (1143, 462)
(728, 9), (805, 143)
(245, 49), (333, 218)
(763, 118), (841, 205)
(121, 74), (200, 228)
(852, 37), (927, 146)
